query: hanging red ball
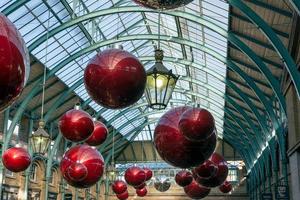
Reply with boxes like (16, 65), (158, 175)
(132, 0), (193, 10)
(192, 160), (218, 179)
(84, 48), (146, 109)
(0, 14), (30, 112)
(179, 107), (215, 141)
(184, 180), (210, 199)
(124, 166), (146, 187)
(154, 106), (216, 168)
(60, 144), (104, 188)
(2, 147), (31, 172)
(219, 181), (232, 193)
(116, 191), (129, 200)
(85, 121), (108, 146)
(112, 180), (127, 194)
(134, 182), (146, 190)
(196, 153), (229, 188)
(143, 167), (153, 181)
(136, 187), (147, 197)
(59, 109), (94, 142)
(175, 170), (193, 187)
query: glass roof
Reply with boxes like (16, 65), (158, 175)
(0, 0), (228, 141)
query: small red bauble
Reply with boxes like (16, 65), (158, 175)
(2, 147), (31, 172)
(0, 14), (30, 111)
(184, 180), (210, 199)
(143, 167), (153, 181)
(132, 0), (193, 10)
(124, 166), (146, 186)
(193, 160), (218, 179)
(179, 107), (215, 141)
(60, 144), (104, 188)
(117, 191), (129, 200)
(134, 182), (146, 189)
(84, 48), (146, 109)
(175, 170), (193, 187)
(85, 121), (108, 146)
(219, 181), (232, 193)
(59, 109), (94, 142)
(136, 187), (147, 197)
(154, 106), (216, 168)
(112, 180), (127, 194)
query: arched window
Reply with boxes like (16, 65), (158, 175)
(50, 169), (56, 185)
(30, 163), (38, 181)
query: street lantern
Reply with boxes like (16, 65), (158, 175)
(30, 120), (51, 155)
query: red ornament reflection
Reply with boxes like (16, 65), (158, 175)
(143, 167), (153, 181)
(179, 107), (215, 141)
(193, 160), (218, 179)
(59, 109), (94, 142)
(2, 147), (31, 172)
(112, 180), (127, 194)
(67, 163), (88, 182)
(116, 191), (129, 200)
(196, 153), (229, 188)
(134, 182), (146, 189)
(85, 121), (108, 146)
(175, 170), (193, 187)
(136, 187), (147, 197)
(60, 144), (104, 188)
(184, 180), (210, 199)
(84, 48), (146, 109)
(124, 166), (146, 186)
(219, 181), (232, 193)
(154, 106), (216, 168)
(0, 14), (30, 112)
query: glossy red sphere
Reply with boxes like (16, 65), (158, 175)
(154, 106), (216, 168)
(193, 160), (218, 179)
(84, 48), (146, 109)
(136, 187), (147, 197)
(59, 109), (94, 142)
(219, 181), (232, 193)
(179, 107), (215, 141)
(184, 180), (210, 199)
(60, 144), (104, 188)
(143, 167), (153, 181)
(175, 170), (193, 187)
(0, 14), (30, 112)
(133, 0), (193, 10)
(116, 191), (129, 200)
(2, 147), (31, 172)
(112, 180), (127, 194)
(196, 153), (229, 188)
(67, 163), (88, 182)
(85, 121), (108, 146)
(125, 166), (146, 187)
(134, 182), (146, 189)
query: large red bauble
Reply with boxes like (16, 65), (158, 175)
(179, 107), (215, 141)
(2, 147), (31, 172)
(196, 153), (229, 188)
(84, 48), (146, 109)
(112, 180), (127, 194)
(134, 182), (146, 189)
(60, 144), (104, 188)
(0, 14), (30, 112)
(132, 0), (193, 10)
(219, 181), (232, 193)
(193, 160), (218, 179)
(184, 180), (210, 199)
(85, 121), (108, 146)
(154, 106), (216, 168)
(116, 191), (129, 200)
(124, 166), (146, 186)
(175, 170), (193, 187)
(59, 109), (94, 142)
(136, 187), (147, 197)
(143, 167), (153, 181)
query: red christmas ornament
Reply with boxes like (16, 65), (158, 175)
(175, 170), (193, 187)
(60, 144), (104, 188)
(179, 107), (215, 141)
(154, 106), (216, 168)
(2, 147), (31, 172)
(132, 0), (193, 10)
(0, 14), (30, 112)
(85, 121), (108, 146)
(143, 167), (153, 181)
(59, 108), (94, 142)
(134, 182), (146, 189)
(219, 181), (232, 193)
(184, 180), (210, 199)
(112, 180), (127, 194)
(193, 160), (218, 179)
(196, 153), (229, 188)
(124, 166), (146, 186)
(136, 187), (147, 197)
(116, 191), (129, 200)
(84, 48), (146, 109)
